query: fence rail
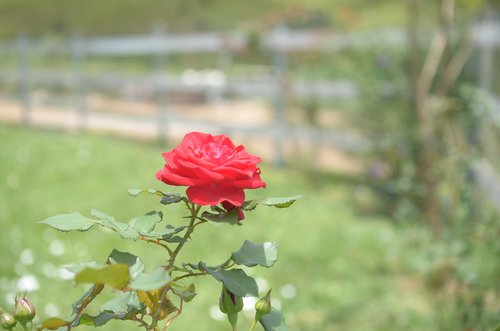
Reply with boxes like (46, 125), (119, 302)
(0, 22), (499, 172)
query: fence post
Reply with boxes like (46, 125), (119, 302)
(210, 47), (232, 103)
(479, 29), (494, 93)
(17, 34), (31, 126)
(272, 50), (287, 168)
(478, 7), (497, 93)
(71, 36), (87, 131)
(153, 22), (169, 144)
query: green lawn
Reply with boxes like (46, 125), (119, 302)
(0, 124), (495, 330)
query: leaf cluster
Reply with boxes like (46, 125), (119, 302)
(36, 190), (300, 330)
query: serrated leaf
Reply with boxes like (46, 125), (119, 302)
(136, 289), (176, 320)
(259, 308), (288, 331)
(100, 291), (143, 315)
(76, 313), (96, 326)
(141, 224), (186, 240)
(129, 267), (171, 291)
(132, 211), (163, 234)
(92, 312), (116, 326)
(40, 212), (96, 232)
(200, 264), (258, 297)
(127, 188), (143, 196)
(172, 283), (196, 302)
(161, 225), (187, 238)
(232, 240), (279, 268)
(201, 209), (240, 225)
(136, 289), (161, 312)
(75, 264), (130, 289)
(210, 205), (226, 213)
(108, 250), (144, 279)
(220, 269), (258, 297)
(74, 292), (145, 326)
(160, 194), (184, 205)
(164, 235), (186, 243)
(77, 311), (120, 327)
(90, 209), (114, 221)
(242, 196), (302, 211)
(92, 210), (139, 240)
(105, 221), (140, 240)
(41, 317), (68, 330)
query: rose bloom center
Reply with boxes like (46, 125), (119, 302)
(195, 143), (235, 163)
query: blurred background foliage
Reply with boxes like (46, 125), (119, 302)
(0, 0), (497, 39)
(1, 0), (499, 330)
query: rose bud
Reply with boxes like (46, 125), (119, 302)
(0, 309), (17, 330)
(255, 290), (272, 318)
(13, 293), (36, 325)
(219, 286), (243, 314)
(221, 201), (245, 221)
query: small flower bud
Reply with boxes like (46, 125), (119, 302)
(219, 286), (243, 314)
(13, 292), (36, 325)
(221, 201), (245, 221)
(255, 290), (272, 317)
(0, 309), (17, 330)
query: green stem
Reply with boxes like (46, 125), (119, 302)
(172, 271), (207, 282)
(248, 319), (258, 331)
(228, 313), (238, 331)
(168, 204), (201, 269)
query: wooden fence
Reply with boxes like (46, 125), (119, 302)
(0, 23), (499, 172)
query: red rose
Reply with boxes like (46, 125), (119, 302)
(156, 132), (266, 207)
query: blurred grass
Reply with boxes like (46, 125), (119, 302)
(0, 124), (492, 331)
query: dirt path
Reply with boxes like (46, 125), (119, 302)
(0, 98), (362, 174)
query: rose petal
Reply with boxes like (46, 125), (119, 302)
(157, 132), (266, 204)
(186, 185), (245, 206)
(157, 169), (203, 186)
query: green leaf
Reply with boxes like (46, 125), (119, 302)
(242, 196), (302, 211)
(201, 209), (240, 225)
(129, 267), (171, 291)
(76, 313), (96, 326)
(127, 188), (143, 196)
(73, 292), (145, 327)
(108, 250), (144, 279)
(40, 212), (96, 232)
(232, 240), (279, 268)
(259, 308), (288, 331)
(41, 317), (68, 330)
(91, 209), (140, 240)
(71, 284), (104, 316)
(141, 224), (186, 240)
(161, 225), (187, 238)
(164, 235), (186, 243)
(132, 211), (163, 234)
(104, 221), (140, 240)
(172, 283), (196, 302)
(100, 291), (143, 315)
(128, 188), (185, 204)
(90, 209), (114, 223)
(74, 264), (130, 289)
(86, 312), (115, 327)
(160, 194), (184, 205)
(200, 264), (258, 297)
(219, 269), (258, 297)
